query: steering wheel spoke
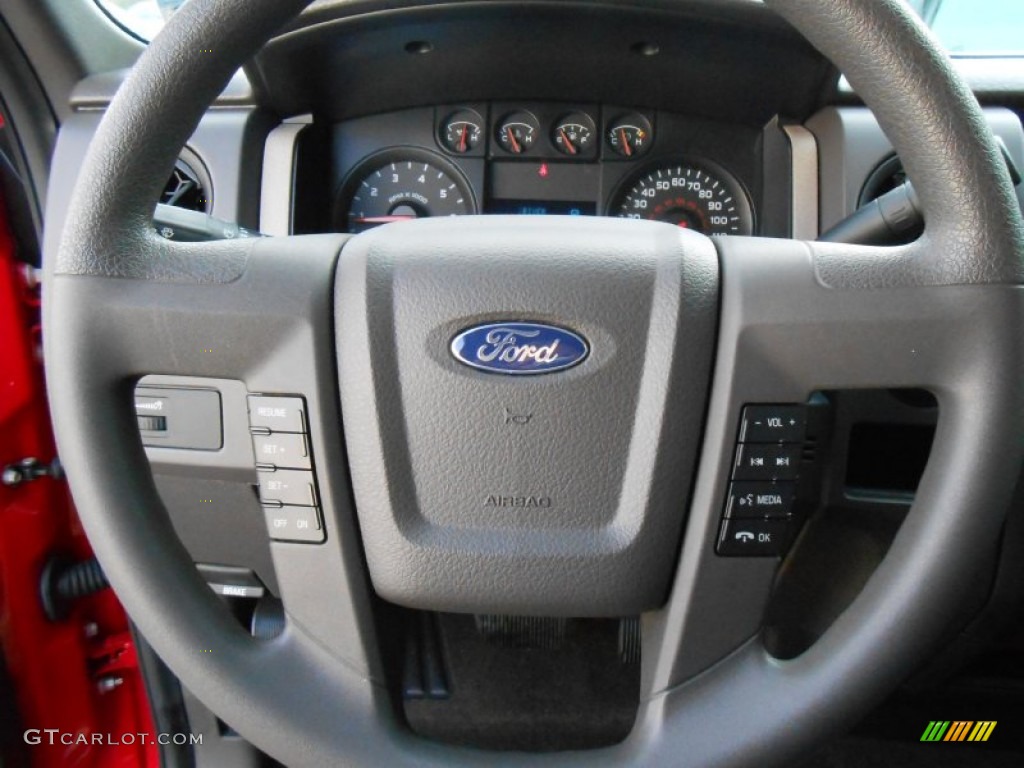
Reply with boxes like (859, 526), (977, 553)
(640, 234), (1024, 703)
(47, 233), (390, 680)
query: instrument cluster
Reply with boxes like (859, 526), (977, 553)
(333, 102), (760, 238)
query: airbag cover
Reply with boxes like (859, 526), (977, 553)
(336, 216), (718, 615)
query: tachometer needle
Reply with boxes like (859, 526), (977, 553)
(559, 128), (577, 155)
(350, 215), (417, 224)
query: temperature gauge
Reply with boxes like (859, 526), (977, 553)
(496, 111), (540, 155)
(607, 113), (653, 158)
(552, 112), (597, 157)
(441, 109), (483, 154)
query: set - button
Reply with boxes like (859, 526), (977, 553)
(247, 395), (324, 544)
(717, 404), (806, 557)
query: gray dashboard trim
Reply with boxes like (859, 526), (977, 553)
(782, 124), (819, 240)
(69, 68), (256, 111)
(259, 114), (313, 236)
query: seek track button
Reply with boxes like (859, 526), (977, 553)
(733, 443), (801, 481)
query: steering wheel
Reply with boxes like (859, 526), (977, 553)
(45, 0), (1024, 764)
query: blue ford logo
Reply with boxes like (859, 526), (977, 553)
(450, 322), (589, 375)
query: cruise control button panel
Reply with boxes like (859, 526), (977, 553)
(717, 403), (807, 557)
(247, 394), (325, 544)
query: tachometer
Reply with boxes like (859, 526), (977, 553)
(339, 150), (475, 234)
(611, 161), (753, 236)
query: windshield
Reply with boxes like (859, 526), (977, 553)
(907, 0), (1024, 55)
(95, 0), (185, 41)
(96, 0), (1024, 55)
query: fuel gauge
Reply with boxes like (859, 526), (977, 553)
(441, 109), (483, 154)
(607, 113), (653, 158)
(552, 112), (597, 157)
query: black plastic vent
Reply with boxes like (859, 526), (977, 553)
(162, 148), (211, 213)
(858, 154), (906, 208)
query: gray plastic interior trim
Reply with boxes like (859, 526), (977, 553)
(781, 123), (819, 239)
(0, 0), (143, 121)
(69, 69), (255, 111)
(259, 114), (312, 236)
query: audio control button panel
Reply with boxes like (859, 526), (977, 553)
(717, 404), (807, 557)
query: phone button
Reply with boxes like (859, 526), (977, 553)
(716, 519), (790, 557)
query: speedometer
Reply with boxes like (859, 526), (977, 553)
(611, 161), (753, 236)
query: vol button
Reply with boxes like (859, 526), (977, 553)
(739, 405), (806, 443)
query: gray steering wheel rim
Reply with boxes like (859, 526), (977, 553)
(44, 0), (1024, 765)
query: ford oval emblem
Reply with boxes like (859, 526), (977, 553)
(450, 322), (589, 375)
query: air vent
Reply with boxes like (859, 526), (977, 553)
(858, 154), (906, 208)
(162, 148), (211, 213)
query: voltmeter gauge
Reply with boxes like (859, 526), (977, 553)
(441, 109), (484, 154)
(496, 111), (540, 155)
(607, 113), (653, 158)
(552, 112), (597, 156)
